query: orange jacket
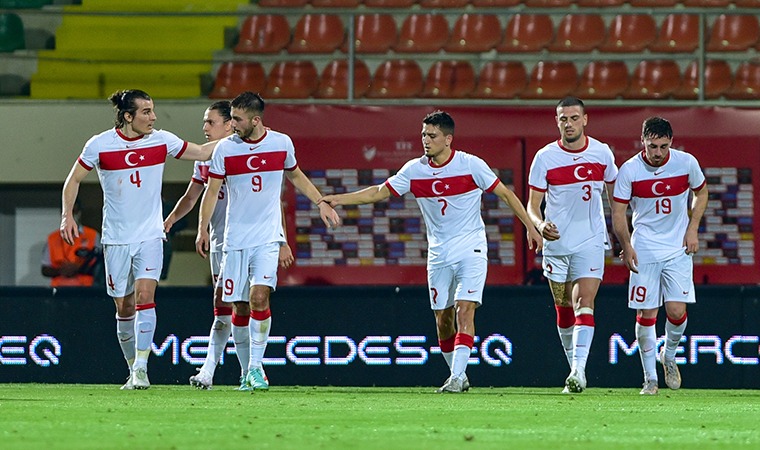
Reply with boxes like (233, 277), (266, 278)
(46, 226), (98, 287)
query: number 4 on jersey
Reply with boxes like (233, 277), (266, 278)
(130, 170), (142, 188)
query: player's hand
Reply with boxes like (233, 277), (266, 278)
(163, 216), (175, 233)
(60, 215), (79, 246)
(683, 230), (699, 255)
(317, 201), (341, 228)
(538, 221), (560, 241)
(526, 226), (543, 252)
(279, 244), (294, 269)
(619, 246), (639, 273)
(195, 229), (210, 259)
(319, 194), (341, 208)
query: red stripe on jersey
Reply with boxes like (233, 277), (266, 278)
(631, 174), (689, 199)
(197, 165), (210, 183)
(175, 141), (188, 159)
(77, 157), (93, 171)
(385, 180), (401, 197)
(546, 163), (606, 186)
(410, 174), (479, 198)
(612, 196), (630, 204)
(224, 151), (287, 176)
(99, 145), (168, 171)
(485, 178), (500, 193)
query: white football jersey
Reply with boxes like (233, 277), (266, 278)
(78, 128), (187, 245)
(192, 161), (228, 253)
(209, 129), (295, 251)
(528, 136), (618, 255)
(386, 150), (499, 268)
(613, 149), (706, 263)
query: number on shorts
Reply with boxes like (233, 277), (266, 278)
(130, 171), (142, 188)
(218, 189), (225, 200)
(629, 285), (647, 303)
(437, 198), (448, 216)
(581, 184), (591, 201)
(224, 278), (234, 296)
(251, 175), (262, 192)
(655, 198), (671, 214)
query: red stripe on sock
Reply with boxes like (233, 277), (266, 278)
(556, 305), (575, 328)
(250, 308), (271, 321)
(575, 314), (595, 327)
(667, 312), (687, 326)
(454, 333), (474, 349)
(232, 312), (250, 326)
(438, 336), (456, 353)
(215, 307), (233, 317)
(636, 316), (657, 327)
(135, 303), (156, 311)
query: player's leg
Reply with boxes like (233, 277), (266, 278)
(246, 243), (279, 391)
(129, 239), (162, 390)
(629, 261), (663, 395)
(543, 255), (574, 368)
(231, 300), (251, 390)
(447, 257), (485, 391)
(428, 266), (459, 392)
(659, 254), (694, 390)
(191, 253), (230, 389)
(104, 244), (137, 389)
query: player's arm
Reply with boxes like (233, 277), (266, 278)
(165, 181), (204, 233)
(491, 182), (542, 252)
(527, 188), (559, 241)
(605, 181), (616, 209)
(60, 162), (89, 245)
(685, 185), (709, 254)
(611, 199), (638, 273)
(286, 167), (341, 228)
(179, 140), (219, 161)
(279, 203), (294, 269)
(195, 177), (222, 259)
(321, 183), (392, 207)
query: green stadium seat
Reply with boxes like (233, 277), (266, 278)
(0, 13), (25, 52)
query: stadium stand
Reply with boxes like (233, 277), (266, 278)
(0, 13), (25, 53)
(264, 61), (319, 99)
(725, 60), (760, 99)
(522, 61), (579, 99)
(315, 58), (372, 99)
(649, 14), (700, 52)
(395, 13), (449, 53)
(209, 62), (267, 99)
(444, 14), (502, 53)
(366, 59), (424, 98)
(421, 60), (476, 98)
(288, 14), (345, 54)
(624, 60), (683, 99)
(234, 14), (291, 54)
(674, 59), (733, 99)
(599, 14), (657, 52)
(472, 61), (527, 99)
(497, 14), (554, 53)
(348, 14), (398, 53)
(576, 61), (630, 99)
(707, 15), (760, 52)
(548, 14), (606, 52)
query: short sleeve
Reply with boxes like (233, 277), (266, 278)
(527, 151), (548, 191)
(158, 130), (187, 158)
(78, 135), (100, 170)
(604, 146), (619, 183)
(209, 141), (226, 178)
(386, 159), (415, 197)
(284, 135), (297, 170)
(688, 154), (706, 190)
(469, 155), (499, 191)
(613, 164), (632, 203)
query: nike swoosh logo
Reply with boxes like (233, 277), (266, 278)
(432, 171), (443, 176)
(467, 289), (477, 294)
(263, 275), (272, 279)
(145, 268), (156, 271)
(682, 291), (689, 295)
(654, 170), (664, 176)
(249, 145), (261, 151)
(590, 268), (600, 271)
(573, 156), (582, 161)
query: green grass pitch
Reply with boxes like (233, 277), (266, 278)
(1, 384), (759, 449)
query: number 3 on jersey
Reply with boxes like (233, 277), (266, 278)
(130, 170), (142, 188)
(581, 184), (591, 201)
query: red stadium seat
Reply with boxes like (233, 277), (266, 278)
(599, 14), (657, 53)
(650, 14), (700, 53)
(471, 0), (521, 5)
(421, 61), (476, 98)
(366, 60), (424, 98)
(524, 0), (573, 6)
(395, 14), (449, 53)
(577, 0), (624, 5)
(734, 0), (760, 6)
(311, 0), (360, 5)
(725, 61), (760, 99)
(674, 59), (732, 99)
(684, 0), (731, 6)
(707, 15), (760, 52)
(628, 0), (677, 5)
(209, 62), (266, 99)
(264, 61), (319, 99)
(522, 61), (578, 99)
(549, 14), (606, 52)
(347, 14), (397, 54)
(497, 14), (554, 53)
(315, 59), (372, 99)
(234, 15), (290, 54)
(258, 0), (308, 6)
(445, 14), (502, 53)
(288, 14), (345, 53)
(363, 0), (417, 6)
(473, 61), (527, 99)
(419, 0), (469, 6)
(576, 61), (629, 99)
(623, 60), (681, 99)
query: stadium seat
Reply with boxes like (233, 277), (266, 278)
(348, 14), (397, 54)
(683, 0), (731, 6)
(725, 61), (760, 99)
(576, 61), (629, 99)
(599, 14), (657, 53)
(209, 62), (266, 99)
(445, 14), (502, 53)
(733, 0), (760, 6)
(674, 59), (732, 99)
(0, 0), (52, 7)
(628, 0), (677, 5)
(288, 14), (345, 53)
(497, 14), (553, 53)
(315, 59), (372, 99)
(522, 61), (578, 99)
(421, 61), (476, 98)
(234, 15), (290, 54)
(549, 14), (606, 52)
(257, 0), (308, 6)
(471, 0), (521, 5)
(623, 60), (681, 99)
(311, 0), (361, 5)
(0, 13), (25, 53)
(707, 15), (760, 52)
(473, 61), (527, 99)
(395, 14), (449, 53)
(577, 0), (624, 6)
(363, 0), (417, 6)
(650, 14), (700, 53)
(419, 0), (469, 6)
(524, 0), (573, 6)
(366, 59), (424, 98)
(264, 61), (319, 98)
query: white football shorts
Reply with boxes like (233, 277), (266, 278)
(219, 242), (279, 303)
(427, 256), (487, 311)
(628, 252), (696, 310)
(542, 245), (605, 283)
(103, 238), (163, 298)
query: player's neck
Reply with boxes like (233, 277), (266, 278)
(561, 134), (587, 151)
(120, 125), (142, 139)
(430, 147), (452, 166)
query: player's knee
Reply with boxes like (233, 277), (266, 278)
(212, 317), (230, 332)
